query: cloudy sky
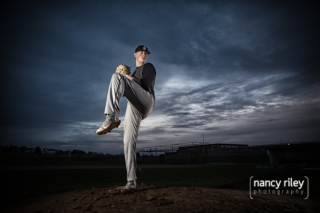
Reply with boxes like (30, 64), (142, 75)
(1, 0), (319, 154)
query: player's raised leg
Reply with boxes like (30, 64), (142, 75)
(96, 73), (125, 135)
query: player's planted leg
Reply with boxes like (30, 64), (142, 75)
(123, 102), (141, 187)
(122, 180), (137, 190)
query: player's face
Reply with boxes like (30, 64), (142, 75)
(134, 51), (148, 64)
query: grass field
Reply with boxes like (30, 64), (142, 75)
(2, 165), (320, 211)
(0, 152), (268, 166)
(0, 153), (126, 166)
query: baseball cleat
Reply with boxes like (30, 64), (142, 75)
(96, 115), (121, 135)
(122, 180), (137, 190)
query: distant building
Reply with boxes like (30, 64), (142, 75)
(42, 148), (56, 154)
(175, 143), (248, 155)
(25, 148), (35, 154)
(264, 141), (320, 166)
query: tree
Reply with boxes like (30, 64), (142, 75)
(34, 146), (42, 154)
(2, 146), (10, 153)
(10, 145), (19, 153)
(19, 146), (27, 153)
(72, 149), (86, 155)
(136, 152), (141, 157)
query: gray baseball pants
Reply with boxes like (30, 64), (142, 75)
(104, 73), (154, 181)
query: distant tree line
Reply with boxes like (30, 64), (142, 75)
(0, 145), (116, 155)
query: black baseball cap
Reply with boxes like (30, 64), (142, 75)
(135, 45), (151, 54)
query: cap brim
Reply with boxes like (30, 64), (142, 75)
(134, 50), (151, 54)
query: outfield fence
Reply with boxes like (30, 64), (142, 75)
(1, 151), (269, 166)
(137, 151), (269, 165)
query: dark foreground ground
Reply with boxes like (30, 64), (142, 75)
(3, 164), (320, 213)
(6, 184), (320, 213)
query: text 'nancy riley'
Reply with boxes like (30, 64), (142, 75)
(253, 178), (304, 190)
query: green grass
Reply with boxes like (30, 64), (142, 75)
(0, 153), (126, 166)
(1, 152), (269, 166)
(2, 165), (320, 211)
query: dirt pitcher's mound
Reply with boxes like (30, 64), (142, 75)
(7, 183), (320, 213)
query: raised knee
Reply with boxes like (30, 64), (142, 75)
(112, 72), (121, 78)
(111, 72), (124, 81)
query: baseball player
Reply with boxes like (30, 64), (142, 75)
(96, 45), (156, 190)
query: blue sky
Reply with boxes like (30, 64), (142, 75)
(1, 0), (319, 154)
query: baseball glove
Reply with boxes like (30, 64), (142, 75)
(115, 64), (131, 75)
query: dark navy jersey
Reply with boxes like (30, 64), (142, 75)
(131, 63), (156, 98)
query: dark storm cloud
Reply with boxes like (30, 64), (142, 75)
(1, 0), (319, 153)
(146, 0), (320, 89)
(204, 112), (320, 145)
(170, 100), (320, 145)
(153, 69), (319, 132)
(2, 0), (133, 131)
